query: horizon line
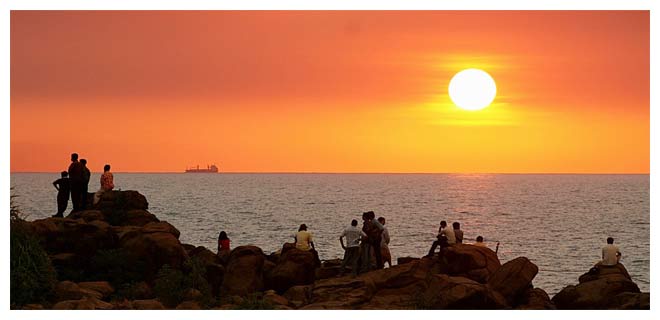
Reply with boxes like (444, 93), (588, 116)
(9, 171), (650, 175)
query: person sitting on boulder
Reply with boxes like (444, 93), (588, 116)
(378, 217), (392, 268)
(473, 235), (487, 247)
(601, 237), (621, 266)
(339, 219), (366, 276)
(453, 222), (464, 244)
(93, 164), (114, 205)
(426, 220), (455, 257)
(295, 224), (315, 251)
(52, 171), (70, 218)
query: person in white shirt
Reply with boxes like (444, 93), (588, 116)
(378, 217), (392, 267)
(339, 219), (366, 276)
(601, 237), (621, 266)
(426, 220), (454, 257)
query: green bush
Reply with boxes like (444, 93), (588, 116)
(153, 264), (189, 307)
(10, 220), (57, 308)
(154, 258), (214, 308)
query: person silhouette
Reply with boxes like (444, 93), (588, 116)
(80, 159), (91, 210)
(67, 153), (84, 212)
(52, 171), (70, 217)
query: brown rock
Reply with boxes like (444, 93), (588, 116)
(183, 288), (203, 301)
(397, 257), (419, 265)
(418, 274), (509, 309)
(123, 209), (160, 226)
(435, 244), (501, 283)
(141, 221), (181, 239)
(120, 229), (187, 280)
(552, 263), (641, 309)
(515, 288), (556, 309)
(22, 304), (44, 310)
(303, 277), (373, 309)
(610, 292), (650, 310)
(132, 299), (166, 310)
(66, 210), (105, 222)
(96, 190), (148, 212)
(189, 246), (222, 266)
(30, 218), (118, 258)
(263, 290), (290, 306)
(487, 257), (538, 305)
(267, 247), (318, 292)
(176, 300), (202, 310)
(52, 297), (113, 310)
(283, 285), (312, 308)
(78, 281), (114, 299)
(221, 246), (266, 296)
(55, 281), (84, 301)
(316, 266), (341, 280)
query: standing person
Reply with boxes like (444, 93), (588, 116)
(378, 217), (392, 268)
(80, 159), (91, 210)
(453, 222), (464, 244)
(94, 164), (114, 205)
(601, 237), (621, 266)
(294, 224), (315, 251)
(339, 219), (366, 276)
(51, 171), (70, 217)
(67, 153), (84, 212)
(360, 211), (384, 272)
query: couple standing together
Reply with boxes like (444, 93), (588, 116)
(339, 211), (390, 276)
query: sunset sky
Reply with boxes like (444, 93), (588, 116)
(10, 11), (649, 173)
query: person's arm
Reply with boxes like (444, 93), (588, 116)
(311, 241), (315, 250)
(383, 229), (390, 245)
(340, 236), (346, 250)
(53, 180), (60, 191)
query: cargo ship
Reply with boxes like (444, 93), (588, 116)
(185, 164), (219, 173)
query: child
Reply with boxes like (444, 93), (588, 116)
(52, 171), (70, 217)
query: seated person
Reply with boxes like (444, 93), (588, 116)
(600, 237), (621, 266)
(473, 235), (487, 247)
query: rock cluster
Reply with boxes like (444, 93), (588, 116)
(18, 190), (649, 310)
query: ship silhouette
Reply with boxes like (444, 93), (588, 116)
(185, 164), (219, 173)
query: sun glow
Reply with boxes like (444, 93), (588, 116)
(448, 69), (497, 111)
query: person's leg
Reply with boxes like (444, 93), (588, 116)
(70, 183), (81, 211)
(340, 248), (350, 274)
(360, 243), (371, 274)
(55, 194), (66, 217)
(348, 247), (360, 275)
(80, 185), (88, 210)
(93, 190), (103, 205)
(372, 239), (383, 269)
(427, 240), (440, 257)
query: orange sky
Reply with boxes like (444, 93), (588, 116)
(10, 11), (649, 173)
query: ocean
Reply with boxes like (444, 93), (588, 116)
(10, 173), (649, 295)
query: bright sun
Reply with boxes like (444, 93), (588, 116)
(448, 68), (497, 111)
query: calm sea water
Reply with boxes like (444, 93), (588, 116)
(10, 173), (649, 295)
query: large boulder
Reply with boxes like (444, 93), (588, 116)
(140, 221), (180, 239)
(267, 247), (318, 293)
(487, 257), (538, 305)
(515, 288), (555, 310)
(52, 296), (113, 310)
(30, 218), (118, 258)
(418, 274), (508, 309)
(433, 244), (501, 283)
(131, 299), (166, 310)
(221, 246), (266, 296)
(123, 210), (160, 227)
(552, 263), (641, 309)
(119, 227), (187, 280)
(95, 190), (148, 212)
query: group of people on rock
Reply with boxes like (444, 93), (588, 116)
(214, 214), (621, 277)
(52, 153), (115, 217)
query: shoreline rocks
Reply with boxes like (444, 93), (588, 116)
(14, 190), (649, 310)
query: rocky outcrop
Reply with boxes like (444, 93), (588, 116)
(434, 244), (501, 283)
(119, 222), (187, 280)
(266, 246), (319, 293)
(515, 288), (555, 310)
(487, 257), (538, 305)
(221, 246), (266, 296)
(30, 218), (118, 259)
(552, 263), (644, 309)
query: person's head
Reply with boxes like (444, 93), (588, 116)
(299, 224), (307, 232)
(453, 222), (460, 230)
(440, 221), (447, 228)
(351, 219), (358, 227)
(219, 231), (228, 240)
(362, 211), (375, 221)
(104, 164), (111, 172)
(80, 159), (87, 166)
(607, 237), (614, 244)
(60, 171), (68, 178)
(476, 236), (484, 243)
(378, 217), (386, 225)
(71, 153), (78, 161)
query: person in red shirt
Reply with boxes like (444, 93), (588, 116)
(218, 231), (230, 253)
